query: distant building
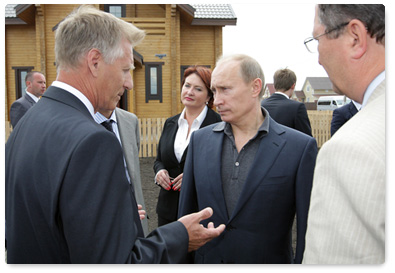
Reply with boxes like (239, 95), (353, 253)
(294, 90), (306, 103)
(301, 77), (335, 102)
(262, 83), (301, 102)
(262, 83), (276, 100)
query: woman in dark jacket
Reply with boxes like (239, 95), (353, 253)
(153, 66), (221, 226)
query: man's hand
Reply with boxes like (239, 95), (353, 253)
(178, 207), (225, 252)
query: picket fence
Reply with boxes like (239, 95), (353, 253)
(4, 110), (333, 158)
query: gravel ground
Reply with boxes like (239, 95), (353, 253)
(139, 157), (160, 233)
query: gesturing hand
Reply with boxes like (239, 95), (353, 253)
(178, 207), (226, 252)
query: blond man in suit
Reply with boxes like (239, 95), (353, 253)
(303, 4), (385, 264)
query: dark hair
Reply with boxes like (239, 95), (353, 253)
(182, 66), (214, 108)
(318, 4), (385, 45)
(25, 71), (44, 83)
(273, 68), (296, 91)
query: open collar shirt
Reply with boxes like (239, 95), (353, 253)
(214, 107), (270, 217)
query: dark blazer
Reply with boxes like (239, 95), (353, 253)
(261, 93), (312, 136)
(330, 102), (358, 136)
(154, 108), (221, 223)
(5, 86), (189, 263)
(178, 117), (317, 264)
(9, 92), (36, 128)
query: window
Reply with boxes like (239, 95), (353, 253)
(318, 101), (331, 106)
(104, 5), (125, 18)
(12, 66), (34, 99)
(145, 62), (164, 102)
(180, 65), (211, 83)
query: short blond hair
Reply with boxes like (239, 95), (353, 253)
(55, 5), (145, 70)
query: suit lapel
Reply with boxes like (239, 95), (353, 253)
(229, 119), (286, 221)
(167, 117), (180, 165)
(180, 108), (219, 163)
(24, 93), (36, 106)
(205, 123), (230, 221)
(115, 109), (133, 171)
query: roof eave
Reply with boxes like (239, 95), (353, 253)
(5, 4), (35, 25)
(5, 17), (28, 25)
(191, 18), (237, 26)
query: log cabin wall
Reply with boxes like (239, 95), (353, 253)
(5, 4), (235, 121)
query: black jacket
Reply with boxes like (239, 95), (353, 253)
(261, 93), (312, 136)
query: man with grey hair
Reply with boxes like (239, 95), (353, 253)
(303, 4), (385, 264)
(5, 5), (224, 264)
(178, 54), (317, 263)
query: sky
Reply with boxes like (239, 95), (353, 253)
(222, 3), (326, 90)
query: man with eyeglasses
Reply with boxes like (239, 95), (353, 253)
(302, 5), (385, 264)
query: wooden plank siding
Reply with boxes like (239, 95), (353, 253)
(307, 110), (333, 148)
(5, 24), (37, 111)
(5, 4), (224, 121)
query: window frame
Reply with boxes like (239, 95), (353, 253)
(12, 66), (34, 99)
(104, 4), (126, 18)
(145, 62), (164, 103)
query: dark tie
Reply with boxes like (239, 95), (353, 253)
(101, 120), (114, 133)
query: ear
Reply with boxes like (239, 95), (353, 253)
(251, 78), (263, 98)
(347, 19), (368, 60)
(87, 48), (102, 78)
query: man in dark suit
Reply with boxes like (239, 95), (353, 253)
(178, 54), (317, 263)
(94, 107), (149, 236)
(261, 68), (312, 136)
(330, 101), (359, 136)
(5, 5), (224, 264)
(9, 71), (46, 128)
(154, 107), (221, 226)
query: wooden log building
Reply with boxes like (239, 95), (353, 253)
(5, 4), (237, 121)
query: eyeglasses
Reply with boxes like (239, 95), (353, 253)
(304, 22), (350, 53)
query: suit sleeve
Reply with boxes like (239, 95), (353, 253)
(9, 102), (27, 128)
(60, 131), (188, 263)
(295, 104), (312, 136)
(294, 137), (317, 263)
(330, 108), (346, 136)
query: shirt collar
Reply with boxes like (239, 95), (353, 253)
(25, 90), (40, 103)
(93, 110), (117, 124)
(178, 105), (208, 127)
(352, 100), (362, 111)
(51, 81), (95, 119)
(361, 70), (385, 108)
(214, 107), (270, 138)
(274, 92), (290, 99)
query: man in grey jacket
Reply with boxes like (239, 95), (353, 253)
(10, 71), (46, 128)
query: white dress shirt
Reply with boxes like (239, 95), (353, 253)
(51, 81), (95, 119)
(26, 89), (40, 103)
(174, 106), (208, 162)
(274, 91), (289, 99)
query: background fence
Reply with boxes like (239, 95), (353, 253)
(4, 110), (333, 157)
